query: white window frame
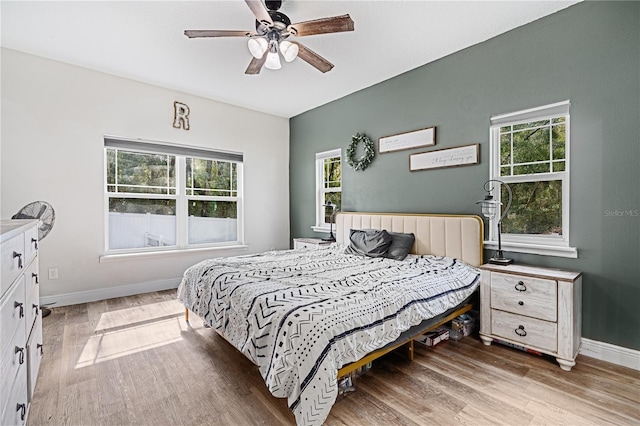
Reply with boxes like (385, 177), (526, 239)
(102, 136), (245, 257)
(488, 101), (577, 258)
(312, 148), (341, 233)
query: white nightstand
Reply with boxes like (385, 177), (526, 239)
(479, 263), (582, 371)
(293, 238), (332, 250)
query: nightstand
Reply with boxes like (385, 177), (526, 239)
(293, 238), (332, 250)
(479, 263), (582, 371)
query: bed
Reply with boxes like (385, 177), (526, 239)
(177, 212), (483, 425)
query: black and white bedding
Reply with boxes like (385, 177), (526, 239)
(177, 243), (480, 425)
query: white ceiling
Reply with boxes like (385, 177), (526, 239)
(1, 1), (579, 118)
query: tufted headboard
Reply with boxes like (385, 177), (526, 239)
(335, 212), (484, 267)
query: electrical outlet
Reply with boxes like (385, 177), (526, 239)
(48, 268), (58, 280)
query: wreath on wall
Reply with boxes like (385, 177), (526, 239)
(346, 133), (375, 171)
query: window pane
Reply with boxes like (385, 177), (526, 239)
(324, 157), (341, 189)
(500, 133), (511, 166)
(512, 125), (550, 165)
(106, 150), (116, 188)
(553, 161), (566, 172)
(513, 163), (551, 175)
(108, 149), (175, 195)
(501, 181), (562, 236)
(186, 158), (237, 196)
(323, 192), (340, 223)
(188, 200), (237, 244)
(552, 123), (566, 160)
(108, 198), (176, 249)
(513, 120), (550, 131)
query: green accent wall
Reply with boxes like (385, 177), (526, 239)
(290, 2), (640, 351)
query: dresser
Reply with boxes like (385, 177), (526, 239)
(479, 263), (582, 371)
(1, 220), (43, 426)
(293, 238), (332, 250)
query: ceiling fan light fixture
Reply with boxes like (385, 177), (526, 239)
(264, 51), (282, 70)
(247, 37), (268, 59)
(279, 40), (299, 62)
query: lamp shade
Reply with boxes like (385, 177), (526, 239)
(247, 37), (268, 59)
(279, 40), (299, 62)
(477, 195), (501, 220)
(264, 51), (282, 70)
(476, 179), (513, 265)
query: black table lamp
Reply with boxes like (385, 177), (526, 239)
(322, 201), (337, 242)
(477, 179), (513, 265)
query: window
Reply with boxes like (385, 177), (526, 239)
(104, 137), (243, 252)
(313, 149), (341, 232)
(489, 101), (576, 257)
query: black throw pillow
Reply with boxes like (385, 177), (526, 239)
(344, 229), (392, 257)
(385, 231), (416, 261)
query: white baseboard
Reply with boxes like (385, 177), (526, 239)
(580, 338), (640, 371)
(39, 278), (181, 308)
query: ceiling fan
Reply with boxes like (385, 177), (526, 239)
(184, 0), (354, 75)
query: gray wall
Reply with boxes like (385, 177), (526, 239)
(290, 2), (640, 350)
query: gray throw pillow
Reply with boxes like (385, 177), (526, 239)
(385, 231), (416, 261)
(345, 229), (392, 257)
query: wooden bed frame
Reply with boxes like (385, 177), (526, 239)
(185, 212), (484, 378)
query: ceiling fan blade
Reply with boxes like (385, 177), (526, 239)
(288, 14), (354, 37)
(184, 30), (254, 38)
(245, 0), (273, 25)
(292, 42), (334, 73)
(245, 53), (268, 75)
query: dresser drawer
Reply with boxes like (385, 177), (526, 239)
(1, 276), (27, 350)
(1, 363), (28, 426)
(22, 227), (39, 271)
(1, 310), (27, 413)
(27, 318), (43, 402)
(490, 272), (557, 322)
(25, 260), (40, 336)
(491, 309), (557, 353)
(1, 234), (25, 298)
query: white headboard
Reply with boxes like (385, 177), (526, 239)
(335, 212), (484, 267)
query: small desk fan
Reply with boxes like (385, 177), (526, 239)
(12, 201), (56, 317)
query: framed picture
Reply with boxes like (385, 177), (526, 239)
(379, 126), (435, 153)
(409, 144), (480, 171)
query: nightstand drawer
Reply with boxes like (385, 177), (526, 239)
(491, 309), (557, 353)
(490, 272), (557, 322)
(293, 238), (331, 250)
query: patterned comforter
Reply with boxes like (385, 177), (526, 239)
(177, 243), (480, 425)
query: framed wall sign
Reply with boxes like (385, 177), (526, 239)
(409, 144), (479, 171)
(379, 126), (435, 153)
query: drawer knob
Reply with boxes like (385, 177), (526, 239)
(33, 272), (39, 284)
(17, 403), (26, 421)
(515, 325), (527, 337)
(33, 303), (40, 315)
(518, 301), (524, 306)
(13, 251), (23, 269)
(15, 346), (25, 364)
(14, 301), (24, 318)
(37, 343), (44, 355)
(514, 281), (527, 292)
(32, 237), (39, 250)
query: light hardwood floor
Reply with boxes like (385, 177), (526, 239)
(27, 289), (639, 426)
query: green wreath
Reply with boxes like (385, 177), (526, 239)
(346, 133), (375, 171)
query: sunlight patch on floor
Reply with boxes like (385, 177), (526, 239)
(94, 299), (185, 331)
(76, 300), (188, 369)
